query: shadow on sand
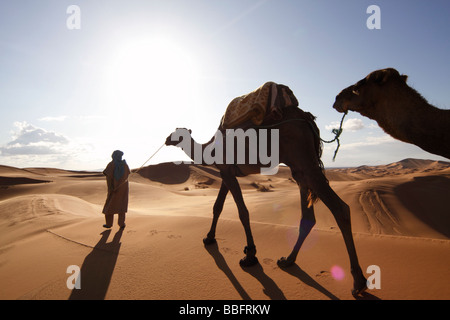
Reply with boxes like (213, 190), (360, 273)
(395, 175), (450, 238)
(205, 242), (286, 299)
(68, 228), (123, 300)
(241, 263), (286, 300)
(204, 242), (252, 300)
(278, 263), (340, 300)
(206, 243), (368, 300)
(279, 264), (381, 300)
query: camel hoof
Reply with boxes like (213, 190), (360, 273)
(239, 245), (258, 267)
(203, 237), (217, 245)
(277, 257), (295, 268)
(351, 275), (368, 297)
(239, 255), (259, 267)
(351, 284), (368, 297)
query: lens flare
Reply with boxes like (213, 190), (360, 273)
(330, 265), (345, 281)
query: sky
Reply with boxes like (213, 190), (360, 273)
(0, 0), (449, 170)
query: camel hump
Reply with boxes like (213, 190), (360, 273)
(221, 82), (299, 129)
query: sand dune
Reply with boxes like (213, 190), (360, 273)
(0, 159), (449, 300)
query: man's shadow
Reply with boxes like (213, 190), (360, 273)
(69, 228), (123, 300)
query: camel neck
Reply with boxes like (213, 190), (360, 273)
(374, 84), (450, 153)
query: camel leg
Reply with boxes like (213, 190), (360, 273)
(311, 172), (367, 296)
(203, 181), (229, 245)
(277, 184), (316, 267)
(221, 169), (258, 267)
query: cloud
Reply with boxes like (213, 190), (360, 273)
(0, 121), (103, 170)
(326, 118), (365, 132)
(322, 134), (397, 156)
(338, 135), (397, 150)
(0, 121), (69, 156)
(38, 115), (68, 122)
(343, 118), (365, 131)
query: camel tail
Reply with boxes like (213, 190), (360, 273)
(303, 111), (328, 208)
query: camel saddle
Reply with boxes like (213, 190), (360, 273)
(221, 82), (299, 129)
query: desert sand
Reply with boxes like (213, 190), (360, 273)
(0, 158), (449, 300)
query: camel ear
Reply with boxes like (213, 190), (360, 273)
(352, 89), (360, 96)
(188, 129), (192, 134)
(401, 75), (408, 82)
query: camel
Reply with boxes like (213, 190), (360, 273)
(333, 68), (450, 159)
(165, 94), (368, 296)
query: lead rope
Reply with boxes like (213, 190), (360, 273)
(133, 143), (166, 175)
(322, 110), (347, 161)
(254, 110), (348, 161)
(112, 142), (165, 192)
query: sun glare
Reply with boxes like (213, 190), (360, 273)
(107, 37), (200, 122)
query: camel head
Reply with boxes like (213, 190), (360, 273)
(165, 128), (192, 146)
(333, 68), (408, 114)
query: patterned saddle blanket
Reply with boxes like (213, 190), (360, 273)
(221, 82), (298, 129)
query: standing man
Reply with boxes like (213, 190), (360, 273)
(102, 150), (130, 228)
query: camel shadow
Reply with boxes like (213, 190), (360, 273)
(281, 264), (382, 300)
(68, 228), (123, 300)
(354, 290), (381, 300)
(279, 263), (340, 300)
(204, 242), (251, 300)
(205, 243), (286, 300)
(241, 263), (287, 300)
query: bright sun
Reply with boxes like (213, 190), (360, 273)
(107, 37), (200, 121)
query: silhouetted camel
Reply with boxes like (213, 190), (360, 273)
(333, 68), (450, 159)
(166, 103), (367, 296)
